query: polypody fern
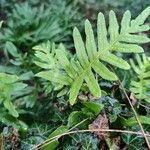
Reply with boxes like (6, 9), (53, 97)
(130, 54), (150, 103)
(35, 7), (150, 105)
(0, 73), (27, 117)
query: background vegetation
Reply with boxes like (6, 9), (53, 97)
(0, 0), (150, 149)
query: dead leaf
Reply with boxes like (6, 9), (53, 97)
(89, 112), (110, 150)
(89, 112), (109, 140)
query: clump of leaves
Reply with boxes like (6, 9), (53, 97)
(97, 96), (122, 123)
(121, 126), (146, 150)
(0, 1), (81, 50)
(35, 7), (150, 105)
(0, 41), (37, 110)
(0, 73), (30, 130)
(19, 123), (53, 150)
(37, 101), (103, 150)
(33, 41), (71, 97)
(62, 133), (99, 150)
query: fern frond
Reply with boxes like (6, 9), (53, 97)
(33, 41), (71, 97)
(0, 73), (27, 117)
(35, 7), (150, 105)
(130, 54), (150, 102)
(68, 7), (150, 105)
(33, 41), (57, 69)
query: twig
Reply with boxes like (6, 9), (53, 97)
(118, 79), (150, 149)
(32, 128), (150, 150)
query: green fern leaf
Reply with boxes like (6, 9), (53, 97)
(0, 73), (27, 117)
(69, 75), (83, 105)
(101, 53), (130, 70)
(92, 61), (117, 80)
(35, 7), (150, 105)
(73, 27), (89, 67)
(130, 54), (150, 102)
(131, 6), (150, 26)
(36, 71), (72, 85)
(85, 20), (97, 60)
(33, 41), (56, 69)
(84, 69), (101, 97)
(112, 43), (144, 53)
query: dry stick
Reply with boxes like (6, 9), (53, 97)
(118, 79), (150, 149)
(32, 129), (150, 150)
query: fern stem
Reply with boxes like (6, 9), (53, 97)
(118, 78), (150, 149)
(72, 35), (122, 85)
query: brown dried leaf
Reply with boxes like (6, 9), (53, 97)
(130, 93), (137, 106)
(89, 112), (110, 150)
(11, 128), (20, 150)
(89, 113), (122, 149)
(89, 112), (109, 141)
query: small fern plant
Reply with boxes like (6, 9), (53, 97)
(33, 41), (72, 97)
(34, 7), (150, 105)
(130, 54), (150, 103)
(1, 20), (28, 118)
(0, 73), (27, 117)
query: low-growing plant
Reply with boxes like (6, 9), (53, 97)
(0, 73), (30, 130)
(35, 7), (150, 105)
(0, 41), (37, 109)
(0, 73), (27, 118)
(0, 1), (81, 50)
(0, 1), (150, 149)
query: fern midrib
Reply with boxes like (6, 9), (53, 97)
(73, 34), (122, 83)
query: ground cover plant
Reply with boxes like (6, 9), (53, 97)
(0, 0), (150, 150)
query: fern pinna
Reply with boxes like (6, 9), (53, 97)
(34, 7), (150, 105)
(130, 54), (150, 103)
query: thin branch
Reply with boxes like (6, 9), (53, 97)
(118, 79), (150, 149)
(32, 128), (150, 150)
